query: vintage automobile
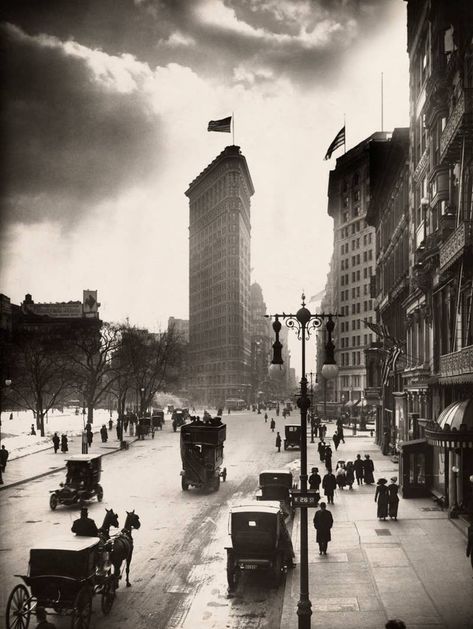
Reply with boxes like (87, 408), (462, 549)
(255, 469), (295, 518)
(5, 536), (116, 629)
(49, 455), (103, 510)
(180, 419), (227, 491)
(283, 424), (301, 450)
(172, 409), (187, 431)
(152, 410), (165, 428)
(225, 502), (295, 590)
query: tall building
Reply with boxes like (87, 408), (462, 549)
(400, 0), (473, 507)
(185, 145), (255, 406)
(365, 128), (410, 453)
(327, 132), (392, 407)
(249, 282), (272, 403)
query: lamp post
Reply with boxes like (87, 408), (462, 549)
(140, 387), (145, 417)
(266, 294), (338, 629)
(0, 378), (12, 450)
(307, 372), (316, 443)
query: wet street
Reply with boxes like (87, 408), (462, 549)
(0, 410), (297, 628)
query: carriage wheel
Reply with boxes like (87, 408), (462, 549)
(96, 485), (103, 502)
(49, 493), (58, 510)
(226, 551), (239, 591)
(181, 477), (189, 491)
(101, 578), (116, 615)
(6, 584), (32, 629)
(71, 586), (92, 629)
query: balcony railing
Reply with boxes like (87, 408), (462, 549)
(415, 220), (426, 250)
(439, 344), (473, 380)
(440, 88), (473, 163)
(439, 220), (473, 272)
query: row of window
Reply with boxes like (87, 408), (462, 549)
(340, 333), (373, 348)
(339, 219), (367, 238)
(339, 317), (373, 333)
(340, 375), (362, 388)
(340, 351), (363, 366)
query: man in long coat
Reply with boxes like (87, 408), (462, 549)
(322, 471), (336, 504)
(354, 454), (364, 485)
(313, 502), (333, 555)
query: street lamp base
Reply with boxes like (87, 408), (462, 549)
(297, 599), (312, 629)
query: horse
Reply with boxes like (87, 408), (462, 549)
(107, 510), (141, 587)
(98, 508), (119, 541)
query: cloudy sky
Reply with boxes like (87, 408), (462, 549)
(0, 0), (409, 371)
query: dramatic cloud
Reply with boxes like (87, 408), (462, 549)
(0, 23), (161, 228)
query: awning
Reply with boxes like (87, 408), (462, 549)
(437, 399), (473, 431)
(345, 400), (354, 407)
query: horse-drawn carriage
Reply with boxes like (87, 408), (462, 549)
(225, 502), (295, 591)
(49, 455), (103, 511)
(180, 420), (227, 491)
(255, 469), (295, 518)
(138, 413), (163, 438)
(5, 537), (116, 629)
(283, 424), (301, 450)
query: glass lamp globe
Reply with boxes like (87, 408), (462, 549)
(321, 363), (339, 380)
(269, 363), (286, 379)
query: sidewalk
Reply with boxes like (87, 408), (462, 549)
(281, 432), (473, 629)
(0, 431), (136, 490)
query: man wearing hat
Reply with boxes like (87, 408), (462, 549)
(71, 506), (99, 536)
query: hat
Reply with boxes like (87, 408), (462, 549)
(390, 476), (397, 482)
(377, 478), (388, 485)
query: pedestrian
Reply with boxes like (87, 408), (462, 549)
(31, 424), (36, 436)
(467, 523), (473, 572)
(264, 412), (268, 423)
(375, 478), (389, 520)
(35, 606), (56, 628)
(275, 432), (282, 452)
(345, 461), (355, 489)
(324, 445), (333, 472)
(317, 440), (326, 462)
(322, 470), (336, 504)
(270, 418), (275, 432)
(100, 425), (108, 443)
(9, 412), (13, 420)
(313, 502), (333, 555)
(318, 424), (324, 440)
(108, 418), (113, 431)
(363, 454), (375, 485)
(86, 424), (93, 447)
(335, 463), (346, 489)
(337, 425), (345, 444)
(388, 476), (400, 520)
(0, 444), (9, 472)
(308, 467), (321, 492)
(52, 432), (60, 454)
(333, 432), (340, 451)
(354, 454), (364, 485)
(322, 425), (327, 438)
(60, 434), (68, 453)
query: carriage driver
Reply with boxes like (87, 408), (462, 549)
(71, 506), (99, 536)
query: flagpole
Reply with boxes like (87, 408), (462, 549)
(232, 111), (235, 145)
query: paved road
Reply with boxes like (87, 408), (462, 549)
(0, 411), (293, 628)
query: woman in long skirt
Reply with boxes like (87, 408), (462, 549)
(388, 477), (400, 520)
(375, 478), (388, 519)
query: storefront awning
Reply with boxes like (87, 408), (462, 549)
(437, 399), (473, 431)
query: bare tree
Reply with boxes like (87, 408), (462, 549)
(66, 321), (122, 423)
(9, 328), (73, 436)
(118, 324), (181, 415)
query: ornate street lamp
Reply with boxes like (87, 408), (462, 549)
(266, 294), (339, 629)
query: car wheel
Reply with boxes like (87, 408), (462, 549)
(181, 477), (189, 491)
(213, 475), (220, 491)
(272, 553), (283, 587)
(221, 467), (227, 482)
(96, 485), (104, 502)
(226, 551), (239, 590)
(49, 493), (58, 510)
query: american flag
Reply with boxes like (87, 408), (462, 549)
(381, 346), (402, 386)
(207, 116), (232, 133)
(324, 126), (345, 160)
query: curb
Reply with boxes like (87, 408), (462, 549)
(0, 438), (138, 492)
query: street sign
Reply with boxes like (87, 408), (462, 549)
(292, 490), (320, 508)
